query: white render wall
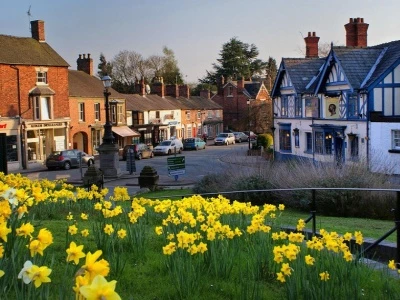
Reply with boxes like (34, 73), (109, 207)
(370, 122), (400, 174)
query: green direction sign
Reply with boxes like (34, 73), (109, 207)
(167, 156), (185, 165)
(167, 156), (185, 176)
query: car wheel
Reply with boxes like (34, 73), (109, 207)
(138, 153), (142, 160)
(87, 159), (94, 166)
(64, 162), (71, 170)
(168, 149), (171, 155)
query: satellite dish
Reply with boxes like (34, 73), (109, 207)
(145, 84), (151, 94)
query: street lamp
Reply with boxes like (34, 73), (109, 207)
(101, 75), (114, 145)
(247, 100), (251, 150)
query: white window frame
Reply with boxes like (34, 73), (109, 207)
(392, 130), (400, 150)
(94, 103), (101, 121)
(117, 104), (123, 124)
(33, 96), (53, 120)
(79, 102), (85, 122)
(186, 111), (191, 120)
(35, 67), (48, 85)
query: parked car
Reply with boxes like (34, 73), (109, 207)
(243, 131), (257, 140)
(153, 139), (183, 155)
(214, 133), (235, 145)
(122, 144), (154, 160)
(183, 138), (206, 150)
(46, 150), (94, 170)
(233, 132), (249, 143)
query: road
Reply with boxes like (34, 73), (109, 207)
(22, 142), (258, 194)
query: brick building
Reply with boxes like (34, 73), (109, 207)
(69, 54), (138, 155)
(212, 77), (273, 134)
(0, 20), (70, 170)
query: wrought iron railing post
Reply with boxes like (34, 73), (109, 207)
(311, 189), (316, 235)
(396, 191), (400, 263)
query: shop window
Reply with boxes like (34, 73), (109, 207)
(92, 129), (102, 154)
(325, 133), (333, 154)
(6, 135), (18, 162)
(33, 96), (52, 120)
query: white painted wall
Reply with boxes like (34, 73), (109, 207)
(370, 122), (400, 174)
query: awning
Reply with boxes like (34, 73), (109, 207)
(112, 126), (140, 137)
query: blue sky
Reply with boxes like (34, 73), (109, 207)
(1, 0), (400, 83)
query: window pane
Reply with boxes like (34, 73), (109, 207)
(41, 97), (50, 120)
(315, 132), (323, 154)
(393, 130), (400, 149)
(306, 132), (312, 152)
(279, 129), (291, 151)
(325, 133), (332, 154)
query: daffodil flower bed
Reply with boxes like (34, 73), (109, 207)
(0, 172), (400, 299)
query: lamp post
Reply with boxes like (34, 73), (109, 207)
(247, 100), (251, 150)
(96, 75), (121, 178)
(102, 75), (114, 145)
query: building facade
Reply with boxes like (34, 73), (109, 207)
(272, 17), (400, 174)
(0, 20), (70, 171)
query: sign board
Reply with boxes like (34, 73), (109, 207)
(167, 156), (185, 176)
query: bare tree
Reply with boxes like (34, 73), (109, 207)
(112, 50), (142, 86)
(147, 55), (164, 77)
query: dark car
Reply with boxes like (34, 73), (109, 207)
(46, 150), (94, 170)
(122, 144), (154, 160)
(183, 138), (206, 150)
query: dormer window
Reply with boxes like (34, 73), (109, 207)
(36, 71), (47, 84)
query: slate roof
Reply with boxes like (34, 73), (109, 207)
(124, 94), (222, 111)
(282, 58), (325, 93)
(244, 82), (262, 97)
(0, 35), (69, 67)
(69, 70), (124, 98)
(366, 40), (400, 87)
(124, 94), (178, 111)
(331, 46), (383, 89)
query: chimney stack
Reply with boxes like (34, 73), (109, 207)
(237, 77), (245, 91)
(31, 20), (45, 42)
(200, 90), (211, 99)
(165, 84), (179, 98)
(179, 84), (190, 98)
(152, 77), (165, 97)
(136, 77), (146, 96)
(344, 17), (369, 47)
(77, 54), (93, 76)
(304, 32), (320, 58)
(217, 75), (225, 96)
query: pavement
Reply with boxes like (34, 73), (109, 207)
(7, 160), (198, 196)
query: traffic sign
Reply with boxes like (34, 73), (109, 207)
(167, 155), (185, 176)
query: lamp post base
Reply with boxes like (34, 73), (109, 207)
(97, 143), (121, 178)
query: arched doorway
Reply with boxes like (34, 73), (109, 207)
(72, 131), (89, 153)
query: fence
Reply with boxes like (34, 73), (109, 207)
(145, 187), (400, 263)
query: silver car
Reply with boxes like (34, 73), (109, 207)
(46, 150), (95, 170)
(214, 133), (235, 145)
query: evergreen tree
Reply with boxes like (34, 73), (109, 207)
(97, 53), (113, 78)
(265, 56), (278, 92)
(160, 46), (183, 84)
(200, 37), (267, 84)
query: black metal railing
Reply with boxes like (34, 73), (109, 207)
(142, 187), (400, 262)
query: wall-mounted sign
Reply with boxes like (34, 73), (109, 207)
(305, 97), (319, 118)
(325, 97), (340, 119)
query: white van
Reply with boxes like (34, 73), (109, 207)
(153, 139), (183, 155)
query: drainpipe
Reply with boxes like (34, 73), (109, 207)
(10, 65), (27, 169)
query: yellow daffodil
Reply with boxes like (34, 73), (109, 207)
(68, 225), (78, 235)
(16, 222), (35, 238)
(155, 226), (163, 235)
(66, 242), (86, 265)
(37, 228), (53, 247)
(66, 212), (74, 220)
(278, 204), (285, 210)
(0, 221), (11, 242)
(343, 232), (352, 241)
(305, 255), (315, 265)
(276, 272), (286, 283)
(0, 270), (4, 278)
(94, 202), (102, 210)
(117, 229), (127, 239)
(281, 263), (292, 276)
(29, 265), (52, 288)
(104, 224), (114, 235)
(80, 275), (121, 300)
(80, 213), (88, 220)
(319, 271), (330, 281)
(82, 250), (110, 280)
(0, 244), (4, 258)
(81, 229), (90, 237)
(18, 260), (33, 284)
(29, 239), (45, 257)
(388, 260), (396, 270)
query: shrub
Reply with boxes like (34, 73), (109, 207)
(256, 133), (273, 150)
(192, 173), (229, 195)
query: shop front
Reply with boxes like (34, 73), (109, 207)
(0, 118), (21, 170)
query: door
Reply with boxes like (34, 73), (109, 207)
(334, 137), (344, 166)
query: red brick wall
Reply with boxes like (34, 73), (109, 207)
(0, 64), (69, 119)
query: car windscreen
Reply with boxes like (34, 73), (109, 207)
(218, 134), (228, 137)
(159, 141), (171, 146)
(185, 139), (195, 143)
